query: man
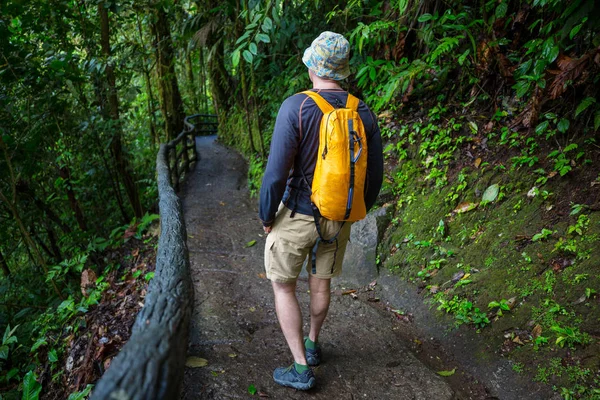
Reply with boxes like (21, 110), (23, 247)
(259, 31), (383, 390)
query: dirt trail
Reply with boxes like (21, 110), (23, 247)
(180, 136), (456, 399)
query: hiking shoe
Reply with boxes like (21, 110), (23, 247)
(304, 337), (322, 366)
(273, 364), (315, 390)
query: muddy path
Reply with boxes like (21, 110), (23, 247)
(179, 136), (490, 399)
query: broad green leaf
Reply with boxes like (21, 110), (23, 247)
(437, 368), (456, 376)
(262, 17), (273, 31)
(22, 371), (42, 400)
(569, 20), (586, 40)
(48, 349), (58, 363)
(575, 96), (596, 118)
(418, 13), (432, 22)
(246, 240), (257, 248)
(30, 338), (47, 353)
(495, 3), (508, 19)
(535, 120), (549, 135)
(547, 45), (559, 63)
(231, 49), (240, 67)
(242, 50), (253, 63)
(0, 345), (9, 360)
(235, 32), (251, 45)
(256, 33), (270, 43)
(482, 184), (500, 202)
(556, 118), (570, 133)
(249, 42), (258, 55)
(67, 385), (93, 400)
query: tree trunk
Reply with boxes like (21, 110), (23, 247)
(59, 166), (88, 231)
(99, 3), (144, 219)
(151, 7), (185, 141)
(239, 65), (256, 153)
(199, 47), (209, 114)
(135, 14), (159, 146)
(186, 50), (199, 112)
(0, 249), (10, 277)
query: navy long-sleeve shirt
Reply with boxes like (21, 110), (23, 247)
(259, 89), (383, 226)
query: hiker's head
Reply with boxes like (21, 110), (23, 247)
(302, 31), (350, 81)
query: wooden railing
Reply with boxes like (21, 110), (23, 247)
(90, 115), (217, 400)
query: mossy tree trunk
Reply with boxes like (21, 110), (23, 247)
(151, 6), (185, 141)
(99, 3), (144, 219)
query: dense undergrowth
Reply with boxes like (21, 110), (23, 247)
(0, 215), (158, 399)
(216, 1), (600, 398)
(377, 101), (600, 398)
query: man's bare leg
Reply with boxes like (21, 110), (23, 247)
(308, 275), (331, 343)
(272, 281), (308, 365)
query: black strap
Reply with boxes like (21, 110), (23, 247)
(309, 203), (345, 274)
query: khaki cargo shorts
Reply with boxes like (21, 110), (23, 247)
(264, 204), (352, 283)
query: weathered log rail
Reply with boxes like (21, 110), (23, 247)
(90, 114), (216, 400)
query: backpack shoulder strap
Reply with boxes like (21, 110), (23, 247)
(346, 93), (360, 112)
(301, 91), (335, 114)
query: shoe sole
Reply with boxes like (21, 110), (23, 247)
(273, 376), (316, 390)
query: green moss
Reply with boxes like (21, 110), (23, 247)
(381, 143), (600, 395)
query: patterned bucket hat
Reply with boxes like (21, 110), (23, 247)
(302, 31), (351, 81)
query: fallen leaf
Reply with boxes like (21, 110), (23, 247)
(257, 273), (266, 279)
(437, 368), (456, 376)
(482, 184), (500, 202)
(460, 273), (471, 280)
(258, 392), (270, 398)
(228, 353), (237, 358)
(527, 187), (538, 198)
(249, 307), (256, 312)
(454, 202), (479, 214)
(367, 297), (380, 302)
(342, 289), (357, 295)
(246, 240), (257, 248)
(532, 324), (542, 339)
(248, 384), (257, 395)
(474, 158), (482, 168)
(506, 297), (517, 310)
(220, 201), (226, 206)
(429, 285), (439, 294)
(131, 248), (139, 257)
(451, 271), (465, 283)
(186, 357), (208, 368)
(512, 336), (524, 345)
(80, 269), (97, 297)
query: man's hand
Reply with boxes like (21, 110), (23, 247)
(263, 225), (272, 234)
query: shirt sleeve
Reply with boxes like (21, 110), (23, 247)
(258, 97), (300, 226)
(364, 110), (383, 212)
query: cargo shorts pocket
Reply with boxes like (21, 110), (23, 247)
(265, 234), (309, 283)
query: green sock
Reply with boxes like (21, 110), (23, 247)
(294, 362), (309, 373)
(305, 337), (317, 350)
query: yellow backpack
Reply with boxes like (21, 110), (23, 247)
(301, 91), (368, 222)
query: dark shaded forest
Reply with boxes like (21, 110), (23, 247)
(1, 0), (599, 398)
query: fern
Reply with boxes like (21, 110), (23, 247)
(428, 36), (463, 64)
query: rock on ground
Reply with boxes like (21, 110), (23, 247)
(179, 136), (453, 399)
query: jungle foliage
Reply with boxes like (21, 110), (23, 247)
(1, 0), (599, 398)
